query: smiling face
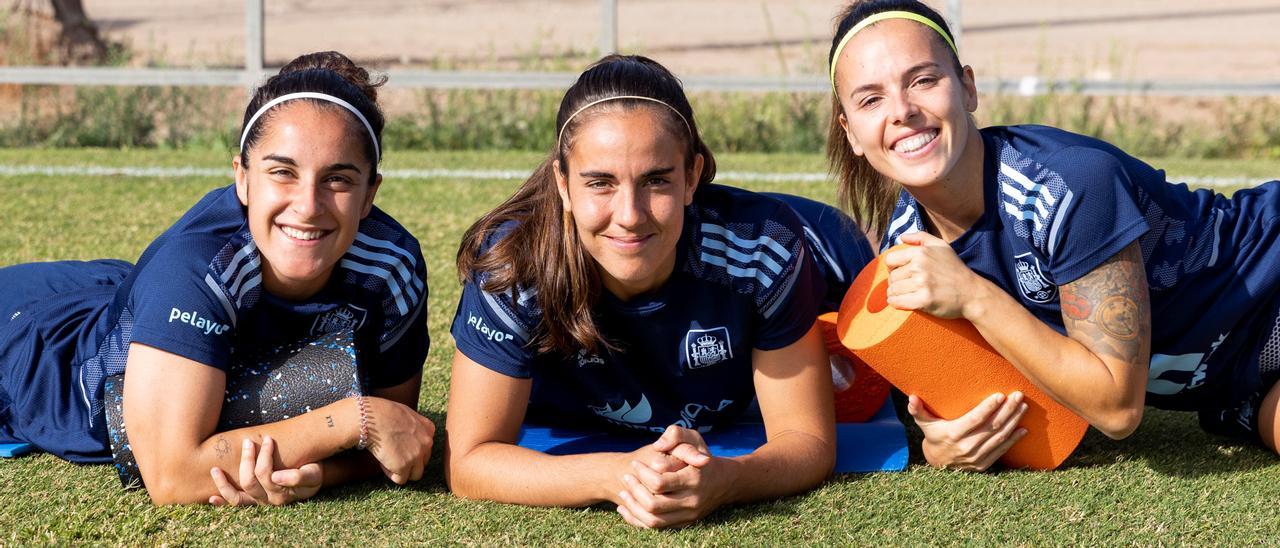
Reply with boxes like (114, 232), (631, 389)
(832, 19), (979, 192)
(233, 101), (380, 301)
(554, 107), (703, 301)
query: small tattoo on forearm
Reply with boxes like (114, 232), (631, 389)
(1097, 296), (1139, 340)
(214, 435), (230, 458)
(326, 415), (335, 428)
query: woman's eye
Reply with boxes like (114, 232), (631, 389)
(859, 96), (882, 109)
(645, 178), (670, 187)
(585, 179), (610, 189)
(914, 76), (939, 87)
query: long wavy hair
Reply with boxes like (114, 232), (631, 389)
(456, 54), (717, 355)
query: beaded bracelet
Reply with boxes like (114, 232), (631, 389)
(355, 396), (370, 450)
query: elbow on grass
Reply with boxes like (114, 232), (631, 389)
(1095, 406), (1144, 440)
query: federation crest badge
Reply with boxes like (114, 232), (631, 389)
(311, 304), (368, 335)
(1014, 252), (1057, 303)
(685, 326), (733, 369)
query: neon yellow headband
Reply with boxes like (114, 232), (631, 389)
(828, 10), (959, 93)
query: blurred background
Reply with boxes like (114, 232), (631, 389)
(1, 0), (1277, 159)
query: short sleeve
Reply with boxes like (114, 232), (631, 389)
(753, 205), (824, 351)
(1042, 147), (1151, 284)
(127, 245), (236, 370)
(450, 277), (537, 378)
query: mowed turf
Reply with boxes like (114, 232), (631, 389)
(1, 148), (1278, 544)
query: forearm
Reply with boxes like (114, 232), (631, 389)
(720, 429), (835, 505)
(446, 441), (625, 507)
(142, 397), (363, 504)
(963, 277), (1144, 435)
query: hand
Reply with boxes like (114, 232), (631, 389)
(909, 392), (1029, 472)
(614, 425), (735, 529)
(364, 397), (435, 484)
(883, 232), (984, 319)
(209, 435), (322, 506)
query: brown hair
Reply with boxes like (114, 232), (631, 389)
(239, 51), (387, 183)
(456, 54), (717, 355)
(826, 0), (962, 238)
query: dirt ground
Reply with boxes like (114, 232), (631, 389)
(81, 0), (1280, 83)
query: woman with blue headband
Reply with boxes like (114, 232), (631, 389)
(445, 54), (874, 528)
(827, 0), (1280, 470)
(0, 51), (435, 503)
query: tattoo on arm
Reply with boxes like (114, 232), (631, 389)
(326, 415), (335, 428)
(214, 435), (230, 459)
(1060, 242), (1151, 365)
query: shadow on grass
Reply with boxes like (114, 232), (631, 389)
(1064, 408), (1276, 478)
(890, 392), (1276, 478)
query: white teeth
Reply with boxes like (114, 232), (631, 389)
(894, 130), (938, 153)
(281, 226), (324, 241)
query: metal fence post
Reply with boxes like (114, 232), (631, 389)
(946, 0), (962, 52)
(600, 0), (618, 55)
(245, 0), (264, 77)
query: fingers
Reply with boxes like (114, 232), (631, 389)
(952, 393), (1010, 436)
(616, 475), (697, 529)
(209, 467), (256, 506)
(906, 394), (939, 423)
(271, 463), (323, 489)
(973, 426), (1029, 472)
(988, 392), (1026, 431)
(238, 438), (269, 502)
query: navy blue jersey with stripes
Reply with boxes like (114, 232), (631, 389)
(880, 125), (1280, 411)
(0, 184), (428, 462)
(451, 184), (871, 434)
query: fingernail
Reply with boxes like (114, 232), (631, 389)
(263, 434), (272, 445)
(243, 439), (251, 450)
(1020, 403), (1028, 412)
(210, 468), (219, 479)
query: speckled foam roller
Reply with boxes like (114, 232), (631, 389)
(834, 244), (1087, 470)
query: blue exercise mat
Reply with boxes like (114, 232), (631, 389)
(0, 443), (34, 458)
(517, 398), (908, 473)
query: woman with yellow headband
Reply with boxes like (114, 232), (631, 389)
(828, 0), (1280, 471)
(445, 54), (874, 528)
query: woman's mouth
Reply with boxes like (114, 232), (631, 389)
(280, 225), (330, 242)
(892, 129), (939, 155)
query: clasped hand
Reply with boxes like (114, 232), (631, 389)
(883, 232), (983, 319)
(613, 425), (737, 529)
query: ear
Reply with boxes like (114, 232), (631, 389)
(232, 154), (250, 206)
(838, 111), (865, 157)
(553, 159), (572, 213)
(685, 153), (704, 206)
(961, 65), (979, 113)
(360, 173), (382, 219)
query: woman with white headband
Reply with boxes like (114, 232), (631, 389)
(0, 51), (434, 504)
(827, 0), (1280, 471)
(445, 54), (873, 529)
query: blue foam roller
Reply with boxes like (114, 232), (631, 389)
(517, 398), (907, 473)
(0, 443), (34, 458)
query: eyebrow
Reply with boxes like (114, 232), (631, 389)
(578, 166), (676, 179)
(261, 154), (362, 174)
(846, 61), (943, 100)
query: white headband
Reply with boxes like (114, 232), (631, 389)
(555, 95), (692, 151)
(239, 91), (380, 163)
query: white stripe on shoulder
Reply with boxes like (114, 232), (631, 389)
(346, 245), (423, 301)
(340, 259), (410, 315)
(220, 240), (258, 283)
(700, 252), (773, 287)
(235, 273), (262, 308)
(1046, 189), (1074, 255)
(700, 223), (791, 260)
(228, 254), (262, 297)
(762, 246), (805, 319)
(1207, 210), (1224, 267)
(886, 204), (916, 239)
(204, 273), (238, 326)
(700, 238), (784, 275)
(480, 289), (530, 341)
(356, 233), (418, 267)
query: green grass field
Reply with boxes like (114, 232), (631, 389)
(1, 148), (1278, 544)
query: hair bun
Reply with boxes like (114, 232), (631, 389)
(278, 51), (387, 103)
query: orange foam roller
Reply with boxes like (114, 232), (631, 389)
(834, 244), (1087, 470)
(817, 312), (891, 423)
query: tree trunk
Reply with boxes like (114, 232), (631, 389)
(48, 0), (107, 64)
